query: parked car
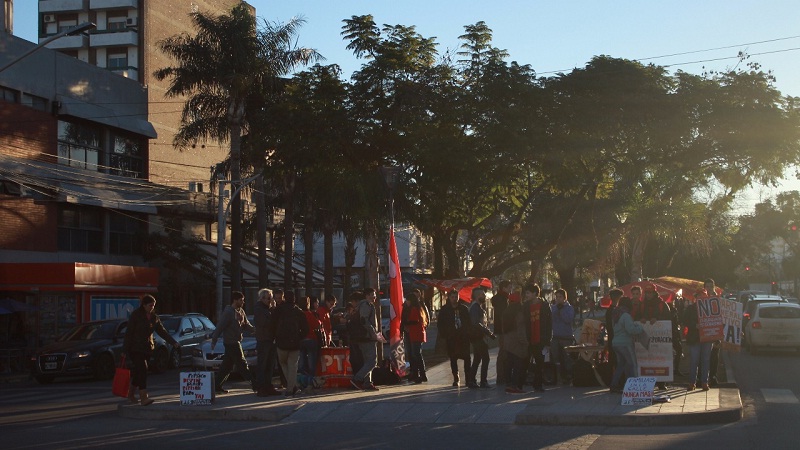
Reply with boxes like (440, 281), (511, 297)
(151, 313), (216, 372)
(783, 297), (800, 305)
(744, 302), (800, 354)
(191, 316), (256, 370)
(742, 295), (786, 329)
(31, 319), (127, 384)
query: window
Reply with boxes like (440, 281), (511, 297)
(1, 87), (18, 103)
(57, 19), (78, 34)
(109, 212), (144, 255)
(107, 16), (127, 31)
(57, 205), (104, 253)
(21, 93), (48, 111)
(110, 132), (143, 178)
(108, 51), (128, 69)
(57, 121), (100, 171)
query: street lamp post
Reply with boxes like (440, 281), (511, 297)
(0, 22), (96, 74)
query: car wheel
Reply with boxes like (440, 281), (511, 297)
(152, 348), (169, 373)
(94, 354), (116, 380)
(169, 349), (181, 369)
(35, 375), (55, 384)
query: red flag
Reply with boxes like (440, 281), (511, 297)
(388, 227), (404, 346)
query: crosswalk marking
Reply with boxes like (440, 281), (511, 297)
(761, 388), (799, 404)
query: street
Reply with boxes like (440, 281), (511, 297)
(1, 346), (799, 449)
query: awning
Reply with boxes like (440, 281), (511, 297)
(0, 263), (159, 292)
(58, 96), (157, 138)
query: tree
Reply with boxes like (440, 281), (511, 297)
(155, 5), (318, 301)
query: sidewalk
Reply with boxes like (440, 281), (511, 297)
(118, 347), (742, 427)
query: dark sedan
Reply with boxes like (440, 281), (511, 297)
(31, 319), (127, 384)
(151, 313), (215, 372)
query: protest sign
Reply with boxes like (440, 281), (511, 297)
(180, 372), (213, 405)
(635, 320), (674, 381)
(720, 297), (743, 351)
(621, 376), (657, 406)
(697, 297), (725, 342)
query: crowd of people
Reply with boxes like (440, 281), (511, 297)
(124, 277), (724, 405)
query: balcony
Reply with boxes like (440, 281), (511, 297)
(90, 30), (137, 47)
(109, 67), (139, 81)
(39, 0), (88, 13)
(89, 0), (138, 9)
(42, 34), (89, 50)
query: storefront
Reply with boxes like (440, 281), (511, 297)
(0, 263), (158, 351)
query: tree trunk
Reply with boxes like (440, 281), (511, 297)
(365, 220), (379, 289)
(630, 234), (647, 282)
(255, 173), (268, 289)
(304, 197), (314, 296)
(229, 114), (243, 293)
(323, 215), (335, 300)
(283, 172), (296, 293)
(344, 227), (357, 299)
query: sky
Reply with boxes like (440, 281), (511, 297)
(11, 0), (800, 213)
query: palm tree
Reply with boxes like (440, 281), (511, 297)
(153, 5), (318, 307)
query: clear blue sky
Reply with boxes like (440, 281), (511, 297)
(11, 0), (800, 209)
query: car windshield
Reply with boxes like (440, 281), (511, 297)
(59, 322), (118, 341)
(161, 317), (180, 333)
(760, 307), (800, 319)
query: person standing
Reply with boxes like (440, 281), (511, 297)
(254, 288), (280, 397)
(403, 292), (429, 383)
(274, 291), (309, 397)
(502, 291), (528, 394)
(438, 290), (473, 387)
(609, 296), (644, 392)
(684, 288), (714, 391)
(299, 296), (323, 389)
(469, 288), (496, 388)
(550, 288), (575, 385)
(211, 291), (254, 394)
(632, 283), (676, 390)
(345, 291), (365, 374)
(492, 280), (511, 384)
(604, 288), (625, 372)
(351, 288), (381, 391)
(703, 278), (722, 387)
(122, 295), (179, 406)
(525, 284), (552, 392)
(317, 295), (336, 347)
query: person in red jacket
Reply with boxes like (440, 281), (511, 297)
(403, 292), (429, 383)
(316, 295), (336, 347)
(299, 296), (323, 388)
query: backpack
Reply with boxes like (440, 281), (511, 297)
(276, 307), (302, 350)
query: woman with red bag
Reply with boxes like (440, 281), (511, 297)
(122, 295), (179, 405)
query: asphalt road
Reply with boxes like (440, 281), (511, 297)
(1, 344), (798, 449)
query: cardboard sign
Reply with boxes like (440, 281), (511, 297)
(634, 321), (674, 381)
(720, 298), (743, 352)
(180, 372), (213, 406)
(697, 297), (725, 342)
(621, 376), (657, 406)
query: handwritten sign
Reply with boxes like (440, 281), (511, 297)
(720, 297), (743, 351)
(180, 372), (213, 406)
(697, 297), (724, 342)
(621, 376), (657, 406)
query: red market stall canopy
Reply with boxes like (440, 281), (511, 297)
(418, 277), (493, 302)
(600, 277), (724, 308)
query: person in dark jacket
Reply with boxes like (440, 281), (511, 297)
(273, 291), (309, 397)
(437, 290), (472, 387)
(604, 288), (625, 374)
(492, 280), (512, 384)
(683, 289), (713, 391)
(526, 284), (553, 392)
(469, 288), (496, 388)
(254, 288), (280, 397)
(122, 295), (179, 406)
(211, 291), (254, 394)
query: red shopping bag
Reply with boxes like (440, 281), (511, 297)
(112, 356), (130, 398)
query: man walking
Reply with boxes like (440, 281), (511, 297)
(211, 291), (254, 394)
(351, 288), (381, 391)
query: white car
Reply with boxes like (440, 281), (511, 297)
(745, 302), (800, 355)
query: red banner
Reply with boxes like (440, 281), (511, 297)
(388, 227), (404, 346)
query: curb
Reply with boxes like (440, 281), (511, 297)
(514, 386), (743, 427)
(118, 398), (301, 422)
